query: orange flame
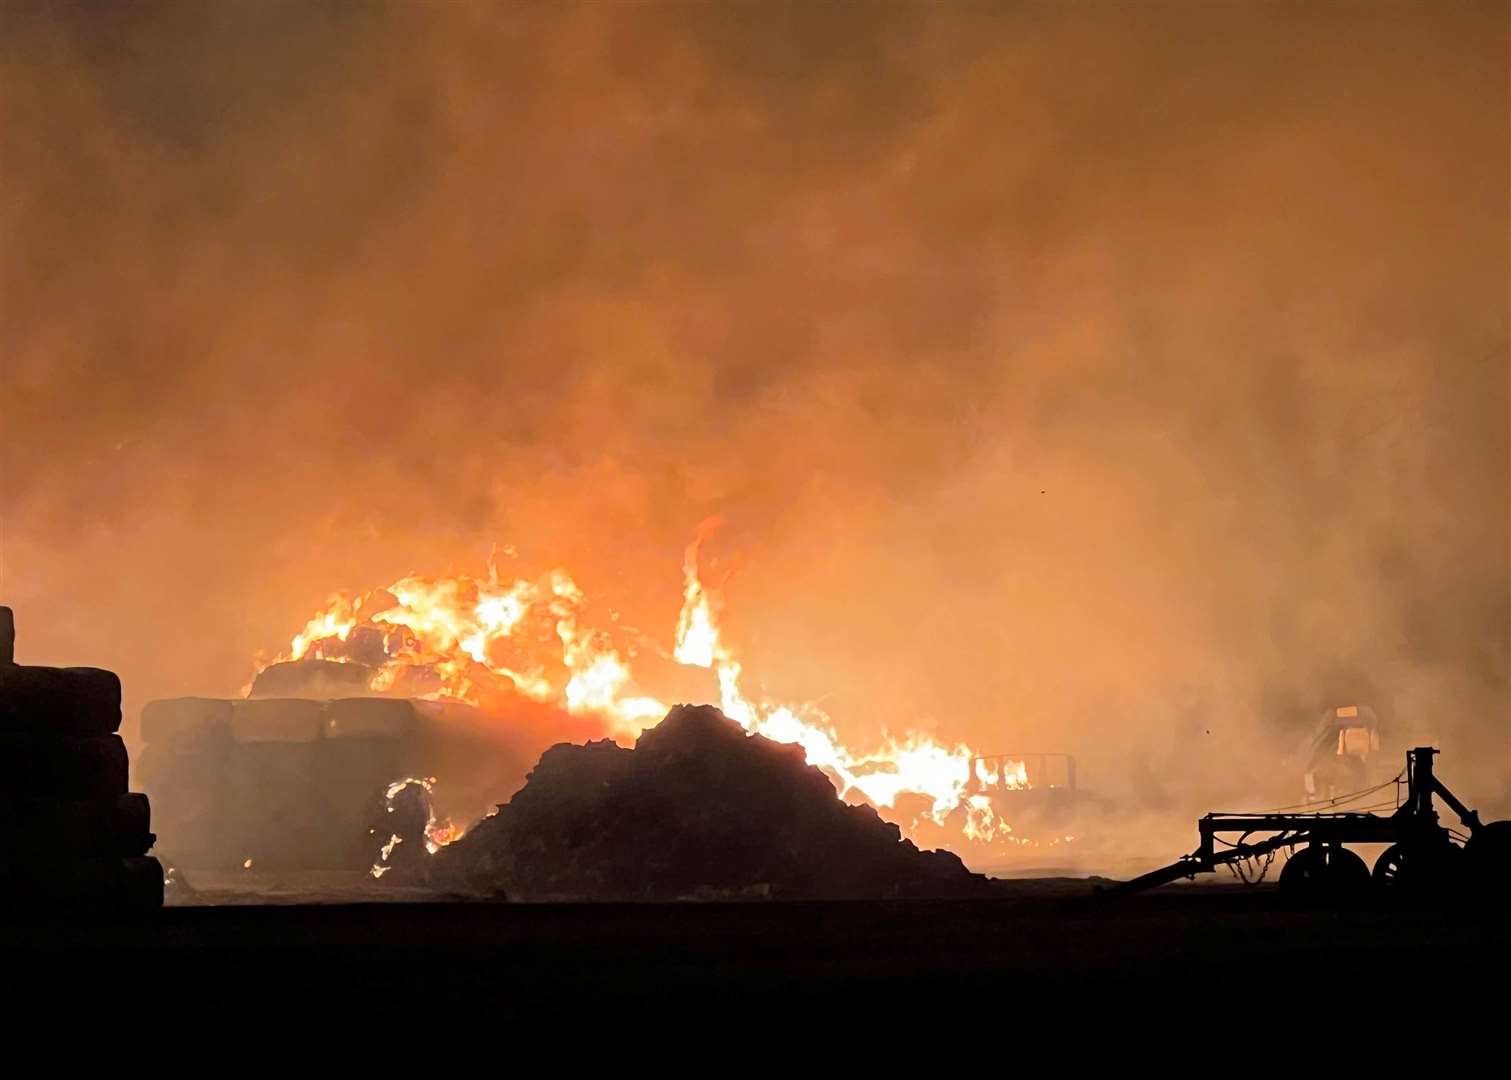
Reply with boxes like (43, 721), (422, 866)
(277, 565), (664, 736)
(370, 776), (465, 877)
(270, 523), (1036, 848)
(673, 521), (979, 824)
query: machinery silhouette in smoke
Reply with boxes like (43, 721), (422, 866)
(1110, 745), (1511, 901)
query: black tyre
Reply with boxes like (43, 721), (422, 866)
(1279, 845), (1370, 903)
(1464, 820), (1511, 896)
(1372, 843), (1410, 891)
(1372, 838), (1462, 897)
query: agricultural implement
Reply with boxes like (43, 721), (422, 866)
(1109, 747), (1511, 901)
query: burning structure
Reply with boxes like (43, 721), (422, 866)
(137, 693), (569, 872)
(6, 3), (1504, 900)
(141, 524), (1068, 876)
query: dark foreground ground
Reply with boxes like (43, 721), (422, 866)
(3, 882), (1506, 1032)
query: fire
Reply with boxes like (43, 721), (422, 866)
(974, 757), (1029, 789)
(289, 602), (360, 661)
(270, 520), (1037, 849)
(673, 517), (723, 668)
(674, 523), (979, 825)
(370, 776), (464, 878)
(276, 564), (659, 731)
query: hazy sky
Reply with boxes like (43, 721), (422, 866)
(2, 2), (1506, 805)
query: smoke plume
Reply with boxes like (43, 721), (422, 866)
(2, 2), (1506, 832)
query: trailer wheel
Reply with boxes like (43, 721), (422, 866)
(1372, 840), (1461, 896)
(1279, 845), (1369, 903)
(1464, 821), (1511, 895)
(1372, 844), (1411, 891)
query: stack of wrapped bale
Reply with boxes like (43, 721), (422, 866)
(0, 606), (163, 909)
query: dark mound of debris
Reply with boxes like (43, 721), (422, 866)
(435, 704), (991, 901)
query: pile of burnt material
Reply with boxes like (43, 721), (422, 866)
(0, 607), (162, 909)
(435, 703), (992, 901)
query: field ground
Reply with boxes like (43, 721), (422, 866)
(2, 880), (1505, 1031)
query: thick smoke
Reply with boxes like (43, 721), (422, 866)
(2, 2), (1507, 841)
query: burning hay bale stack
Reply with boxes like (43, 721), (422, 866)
(136, 689), (580, 874)
(434, 703), (994, 901)
(0, 607), (163, 910)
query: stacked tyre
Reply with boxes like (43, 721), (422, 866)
(0, 607), (163, 910)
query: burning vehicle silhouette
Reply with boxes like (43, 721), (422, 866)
(962, 752), (1102, 832)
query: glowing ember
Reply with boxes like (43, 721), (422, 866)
(270, 521), (1032, 848)
(370, 776), (464, 877)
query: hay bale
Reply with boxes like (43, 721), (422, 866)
(134, 740), (225, 867)
(323, 697), (415, 739)
(224, 739), (342, 867)
(230, 698), (325, 743)
(0, 855), (163, 910)
(0, 794), (153, 857)
(0, 665), (122, 736)
(140, 697), (233, 745)
(0, 732), (129, 800)
(222, 702), (334, 865)
(249, 658), (375, 699)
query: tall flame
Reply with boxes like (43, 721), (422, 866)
(671, 521), (978, 824)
